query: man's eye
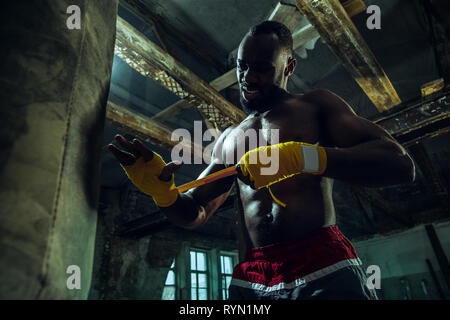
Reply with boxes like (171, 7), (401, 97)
(237, 63), (247, 70)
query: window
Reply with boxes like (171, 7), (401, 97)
(220, 255), (234, 299)
(190, 250), (208, 300)
(162, 259), (176, 300)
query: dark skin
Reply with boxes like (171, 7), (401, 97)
(108, 32), (415, 247)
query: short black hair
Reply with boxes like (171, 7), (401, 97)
(248, 21), (293, 56)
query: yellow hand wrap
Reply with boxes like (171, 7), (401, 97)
(239, 141), (327, 189)
(121, 154), (179, 207)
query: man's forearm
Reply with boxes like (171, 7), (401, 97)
(322, 138), (415, 187)
(160, 192), (203, 228)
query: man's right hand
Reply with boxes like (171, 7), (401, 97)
(107, 135), (183, 207)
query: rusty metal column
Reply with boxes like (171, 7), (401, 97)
(0, 1), (117, 299)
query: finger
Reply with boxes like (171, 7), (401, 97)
(159, 161), (183, 181)
(107, 144), (136, 166)
(132, 138), (155, 162)
(114, 135), (141, 158)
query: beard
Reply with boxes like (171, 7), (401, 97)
(239, 85), (285, 114)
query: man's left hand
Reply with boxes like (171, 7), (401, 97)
(237, 141), (327, 189)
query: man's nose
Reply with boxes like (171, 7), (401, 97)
(241, 68), (258, 85)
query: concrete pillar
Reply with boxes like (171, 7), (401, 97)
(0, 0), (118, 299)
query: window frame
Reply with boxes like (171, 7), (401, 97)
(189, 249), (210, 300)
(218, 251), (238, 300)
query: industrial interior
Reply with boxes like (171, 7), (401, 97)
(0, 0), (449, 300)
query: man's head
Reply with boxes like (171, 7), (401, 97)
(237, 21), (296, 113)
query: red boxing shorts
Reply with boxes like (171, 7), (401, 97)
(228, 225), (378, 300)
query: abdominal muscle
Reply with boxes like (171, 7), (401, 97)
(238, 173), (336, 247)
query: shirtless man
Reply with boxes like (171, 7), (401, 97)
(108, 21), (415, 300)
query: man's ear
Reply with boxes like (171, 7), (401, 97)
(284, 57), (297, 76)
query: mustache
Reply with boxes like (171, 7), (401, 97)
(240, 84), (261, 91)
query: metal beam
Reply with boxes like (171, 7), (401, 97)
(371, 90), (450, 139)
(293, 0), (402, 112)
(115, 16), (246, 130)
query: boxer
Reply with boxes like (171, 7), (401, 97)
(109, 21), (415, 300)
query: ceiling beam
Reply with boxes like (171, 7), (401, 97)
(115, 16), (246, 130)
(151, 68), (237, 123)
(371, 90), (450, 136)
(293, 0), (402, 112)
(106, 101), (207, 163)
(340, 0), (366, 17)
(268, 1), (304, 32)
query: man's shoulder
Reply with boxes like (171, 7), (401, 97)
(285, 89), (334, 112)
(300, 88), (356, 117)
(299, 88), (335, 101)
(287, 88), (334, 105)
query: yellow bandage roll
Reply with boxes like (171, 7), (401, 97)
(121, 154), (179, 207)
(239, 141), (327, 190)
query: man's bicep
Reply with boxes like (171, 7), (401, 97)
(317, 89), (393, 147)
(326, 112), (393, 148)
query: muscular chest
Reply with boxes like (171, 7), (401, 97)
(221, 104), (321, 165)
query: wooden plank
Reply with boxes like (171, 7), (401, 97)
(340, 0), (366, 17)
(293, 0), (402, 112)
(106, 101), (207, 163)
(268, 2), (304, 32)
(209, 68), (240, 92)
(115, 16), (246, 128)
(151, 100), (191, 122)
(292, 23), (319, 49)
(421, 78), (445, 97)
